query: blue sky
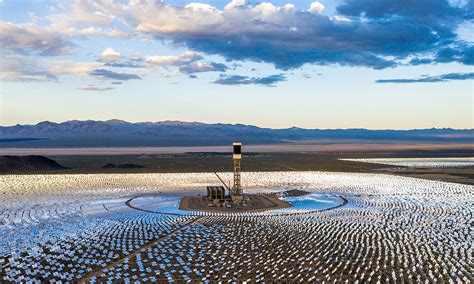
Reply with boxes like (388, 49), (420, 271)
(0, 0), (472, 129)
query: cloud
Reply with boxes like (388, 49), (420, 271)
(90, 69), (141, 80)
(104, 62), (144, 68)
(145, 51), (202, 66)
(2, 0), (472, 87)
(48, 60), (100, 76)
(179, 62), (228, 74)
(145, 51), (228, 76)
(10, 0), (469, 71)
(130, 55), (142, 62)
(78, 85), (115, 91)
(224, 0), (246, 10)
(434, 45), (474, 65)
(309, 2), (325, 14)
(0, 56), (57, 81)
(376, 72), (474, 83)
(46, 1), (112, 28)
(99, 48), (121, 63)
(214, 74), (286, 86)
(0, 1), (127, 59)
(336, 0), (468, 20)
(335, 0), (473, 65)
(161, 70), (182, 78)
(113, 0), (472, 70)
(409, 58), (433, 65)
(0, 22), (74, 55)
(78, 27), (129, 38)
(0, 55), (103, 82)
(0, 53), (138, 85)
(0, 4), (128, 58)
(99, 49), (145, 68)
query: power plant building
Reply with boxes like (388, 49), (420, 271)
(205, 142), (246, 206)
(206, 186), (227, 200)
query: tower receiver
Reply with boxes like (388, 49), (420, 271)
(232, 142), (243, 200)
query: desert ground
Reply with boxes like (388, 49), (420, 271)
(1, 144), (473, 185)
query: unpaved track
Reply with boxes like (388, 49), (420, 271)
(124, 196), (184, 216)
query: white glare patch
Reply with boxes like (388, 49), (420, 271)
(340, 157), (474, 168)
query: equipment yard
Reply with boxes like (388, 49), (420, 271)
(179, 193), (291, 212)
(1, 171), (472, 282)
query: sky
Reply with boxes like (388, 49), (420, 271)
(0, 0), (473, 129)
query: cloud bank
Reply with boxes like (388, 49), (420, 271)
(0, 0), (472, 87)
(116, 0), (473, 70)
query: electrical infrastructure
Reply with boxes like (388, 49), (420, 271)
(182, 142), (291, 212)
(205, 142), (245, 207)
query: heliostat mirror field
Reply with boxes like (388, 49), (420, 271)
(1, 172), (472, 282)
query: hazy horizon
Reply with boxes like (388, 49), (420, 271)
(1, 118), (474, 131)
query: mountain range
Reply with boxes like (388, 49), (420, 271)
(0, 120), (473, 147)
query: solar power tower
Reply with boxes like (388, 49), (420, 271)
(232, 142), (243, 198)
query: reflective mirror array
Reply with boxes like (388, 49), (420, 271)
(1, 172), (472, 282)
(340, 157), (474, 168)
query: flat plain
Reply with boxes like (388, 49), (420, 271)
(3, 147), (473, 185)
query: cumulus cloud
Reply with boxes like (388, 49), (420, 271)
(185, 3), (218, 12)
(224, 0), (246, 10)
(376, 72), (474, 83)
(0, 2), (128, 59)
(98, 49), (146, 68)
(90, 69), (141, 80)
(309, 2), (325, 14)
(214, 74), (286, 86)
(0, 22), (74, 55)
(145, 51), (228, 76)
(283, 4), (295, 11)
(179, 62), (228, 74)
(99, 48), (121, 63)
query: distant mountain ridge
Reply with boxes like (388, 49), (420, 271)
(0, 120), (473, 147)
